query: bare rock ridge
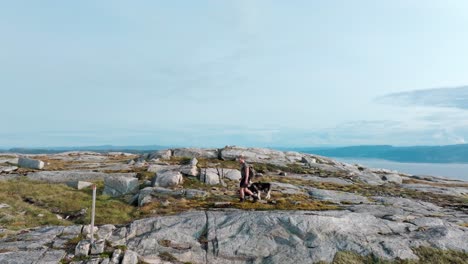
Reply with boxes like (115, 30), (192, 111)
(0, 146), (467, 263)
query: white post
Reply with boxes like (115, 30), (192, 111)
(90, 184), (96, 244)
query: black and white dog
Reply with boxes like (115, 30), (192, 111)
(248, 182), (272, 200)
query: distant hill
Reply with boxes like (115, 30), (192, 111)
(291, 144), (468, 163)
(0, 145), (170, 154)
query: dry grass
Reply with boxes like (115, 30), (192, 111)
(32, 156), (86, 171)
(331, 247), (468, 264)
(0, 178), (138, 230)
(402, 178), (468, 188)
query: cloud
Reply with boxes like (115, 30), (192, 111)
(376, 86), (468, 110)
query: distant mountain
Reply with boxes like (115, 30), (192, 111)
(0, 145), (170, 154)
(290, 144), (468, 163)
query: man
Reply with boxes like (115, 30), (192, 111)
(238, 155), (258, 202)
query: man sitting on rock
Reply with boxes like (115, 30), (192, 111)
(238, 155), (258, 202)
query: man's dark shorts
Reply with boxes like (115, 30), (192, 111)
(240, 176), (249, 188)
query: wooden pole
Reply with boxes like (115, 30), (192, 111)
(90, 184), (96, 244)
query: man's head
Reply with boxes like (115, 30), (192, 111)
(238, 155), (245, 164)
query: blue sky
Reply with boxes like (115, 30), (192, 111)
(1, 1), (468, 148)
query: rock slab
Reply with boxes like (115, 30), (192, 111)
(18, 157), (44, 170)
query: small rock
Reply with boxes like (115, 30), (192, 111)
(185, 189), (208, 199)
(82, 225), (99, 239)
(110, 249), (122, 264)
(381, 174), (403, 184)
(190, 157), (198, 166)
(90, 239), (105, 255)
(37, 214), (44, 217)
(75, 240), (91, 257)
(121, 250), (138, 264)
(279, 172), (288, 176)
(66, 181), (94, 190)
(96, 224), (116, 240)
(56, 214), (63, 220)
(161, 200), (171, 207)
(0, 203), (10, 209)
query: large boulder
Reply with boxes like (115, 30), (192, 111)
(180, 165), (199, 177)
(103, 176), (139, 197)
(18, 157), (44, 170)
(172, 148), (219, 159)
(200, 168), (221, 185)
(151, 171), (183, 188)
(222, 169), (241, 181)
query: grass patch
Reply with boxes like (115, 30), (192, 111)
(402, 178), (468, 188)
(182, 177), (214, 191)
(136, 171), (155, 182)
(159, 252), (179, 262)
(331, 247), (468, 264)
(411, 247), (468, 264)
(0, 178), (138, 230)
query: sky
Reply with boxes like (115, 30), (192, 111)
(1, 1), (468, 148)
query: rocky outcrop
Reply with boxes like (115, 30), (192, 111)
(102, 210), (468, 263)
(220, 147), (303, 165)
(308, 187), (370, 204)
(18, 157), (44, 170)
(148, 149), (172, 160)
(172, 148), (219, 159)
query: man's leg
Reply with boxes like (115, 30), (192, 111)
(244, 188), (258, 201)
(239, 188), (245, 202)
